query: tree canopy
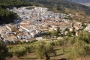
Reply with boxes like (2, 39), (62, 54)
(0, 0), (33, 24)
(0, 41), (12, 60)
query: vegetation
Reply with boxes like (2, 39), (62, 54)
(5, 31), (90, 60)
(0, 0), (33, 24)
(7, 41), (56, 60)
(35, 41), (56, 59)
(9, 46), (27, 57)
(0, 8), (18, 24)
(0, 41), (12, 60)
(66, 31), (90, 60)
(0, 0), (33, 8)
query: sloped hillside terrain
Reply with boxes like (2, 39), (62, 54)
(68, 0), (90, 3)
(0, 0), (90, 24)
(23, 0), (90, 22)
(68, 0), (90, 6)
(23, 0), (90, 14)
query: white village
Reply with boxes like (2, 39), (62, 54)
(0, 6), (89, 43)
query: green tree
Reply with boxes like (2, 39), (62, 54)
(78, 31), (90, 44)
(35, 41), (56, 60)
(0, 41), (12, 60)
(67, 40), (87, 60)
(9, 46), (27, 57)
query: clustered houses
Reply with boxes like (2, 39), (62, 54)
(0, 6), (82, 43)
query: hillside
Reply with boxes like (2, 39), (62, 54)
(81, 3), (90, 6)
(68, 0), (90, 3)
(0, 0), (90, 23)
(23, 0), (90, 14)
(23, 0), (90, 22)
(68, 0), (90, 6)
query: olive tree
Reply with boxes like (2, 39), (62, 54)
(67, 40), (87, 60)
(78, 31), (90, 44)
(35, 41), (56, 60)
(9, 46), (27, 57)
